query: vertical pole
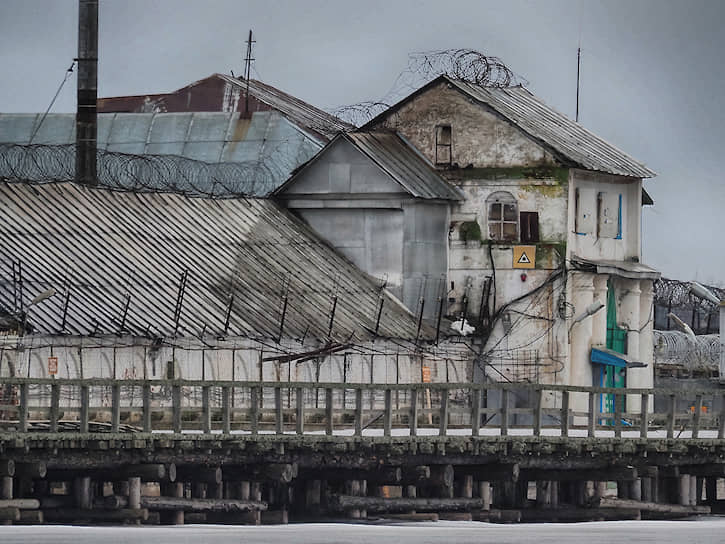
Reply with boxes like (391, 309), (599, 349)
(640, 392), (649, 438)
(471, 387), (480, 437)
(222, 386), (231, 434)
(75, 0), (98, 185)
(588, 390), (596, 437)
(354, 388), (363, 437)
(533, 388), (542, 437)
(111, 383), (120, 433)
(250, 386), (259, 435)
(50, 382), (60, 433)
(18, 382), (28, 433)
(275, 386), (283, 435)
(79, 384), (89, 434)
(172, 383), (182, 434)
(575, 47), (581, 122)
(439, 388), (449, 436)
(142, 383), (151, 432)
(201, 385), (211, 434)
(500, 388), (509, 437)
(667, 394), (676, 439)
(383, 388), (392, 437)
(325, 388), (333, 436)
(409, 388), (418, 437)
(296, 386), (305, 435)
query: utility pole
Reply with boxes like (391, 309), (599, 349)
(575, 47), (581, 123)
(76, 0), (98, 185)
(243, 29), (255, 116)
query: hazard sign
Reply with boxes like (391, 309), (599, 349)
(513, 245), (536, 269)
(47, 356), (58, 375)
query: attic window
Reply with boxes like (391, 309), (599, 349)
(435, 125), (452, 165)
(487, 191), (518, 242)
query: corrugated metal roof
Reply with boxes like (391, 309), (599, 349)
(346, 132), (464, 200)
(0, 181), (429, 342)
(275, 132), (463, 201)
(448, 78), (656, 178)
(216, 75), (354, 138)
(0, 111), (322, 195)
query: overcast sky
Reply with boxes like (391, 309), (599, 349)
(1, 0), (723, 285)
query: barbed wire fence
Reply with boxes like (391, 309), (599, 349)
(654, 278), (723, 334)
(0, 142), (307, 198)
(332, 49), (527, 126)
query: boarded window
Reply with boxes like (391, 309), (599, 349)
(575, 187), (595, 235)
(487, 191), (518, 242)
(435, 125), (452, 165)
(520, 212), (540, 243)
(597, 192), (621, 238)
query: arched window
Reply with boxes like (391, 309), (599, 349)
(486, 191), (518, 242)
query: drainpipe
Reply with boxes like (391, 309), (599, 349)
(75, 0), (98, 185)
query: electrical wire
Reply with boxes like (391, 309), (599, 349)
(28, 61), (77, 144)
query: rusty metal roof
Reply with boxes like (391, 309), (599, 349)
(447, 79), (656, 178)
(0, 181), (428, 341)
(276, 131), (463, 201)
(97, 74), (352, 140)
(215, 75), (353, 138)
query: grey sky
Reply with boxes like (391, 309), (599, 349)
(1, 0), (723, 284)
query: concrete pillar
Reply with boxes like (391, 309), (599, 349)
(619, 279), (642, 412)
(569, 272), (595, 415)
(478, 481), (491, 511)
(678, 475), (691, 506)
(638, 280), (655, 411)
(591, 275), (609, 347)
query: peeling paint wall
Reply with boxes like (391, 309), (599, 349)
(567, 169), (642, 262)
(373, 81), (558, 169)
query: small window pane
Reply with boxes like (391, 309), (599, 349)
(502, 222), (517, 240)
(503, 203), (517, 221)
(489, 223), (502, 240)
(489, 203), (502, 220)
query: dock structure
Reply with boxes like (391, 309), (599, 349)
(0, 378), (724, 525)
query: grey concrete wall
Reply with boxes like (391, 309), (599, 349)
(278, 138), (451, 319)
(402, 201), (450, 318)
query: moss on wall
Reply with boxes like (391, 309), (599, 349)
(459, 220), (482, 242)
(448, 166), (568, 183)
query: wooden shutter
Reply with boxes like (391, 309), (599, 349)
(520, 212), (540, 243)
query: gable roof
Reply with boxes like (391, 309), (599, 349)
(275, 131), (464, 201)
(365, 75), (656, 179)
(98, 74), (353, 140)
(0, 180), (430, 342)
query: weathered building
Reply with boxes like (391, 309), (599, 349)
(275, 131), (462, 317)
(277, 75), (660, 414)
(0, 180), (470, 389)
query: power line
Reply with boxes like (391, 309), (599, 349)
(28, 61), (77, 144)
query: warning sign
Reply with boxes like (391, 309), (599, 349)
(513, 245), (536, 269)
(47, 356), (58, 376)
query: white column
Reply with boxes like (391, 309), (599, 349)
(619, 279), (642, 412)
(569, 272), (595, 415)
(591, 275), (608, 348)
(638, 280), (655, 411)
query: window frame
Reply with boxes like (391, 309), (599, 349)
(435, 125), (452, 166)
(486, 191), (518, 242)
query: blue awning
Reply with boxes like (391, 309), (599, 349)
(590, 346), (647, 369)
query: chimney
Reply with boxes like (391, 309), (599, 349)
(75, 0), (98, 185)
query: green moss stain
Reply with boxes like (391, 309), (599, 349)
(535, 242), (567, 269)
(459, 220), (482, 242)
(449, 166), (568, 183)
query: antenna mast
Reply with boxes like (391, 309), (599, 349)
(244, 29), (255, 116)
(575, 47), (581, 122)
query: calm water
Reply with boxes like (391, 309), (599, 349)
(2, 519), (725, 544)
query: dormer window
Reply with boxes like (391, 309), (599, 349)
(487, 191), (518, 242)
(435, 125), (452, 165)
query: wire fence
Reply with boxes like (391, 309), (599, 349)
(0, 143), (289, 197)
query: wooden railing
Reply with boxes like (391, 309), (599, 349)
(0, 378), (724, 439)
